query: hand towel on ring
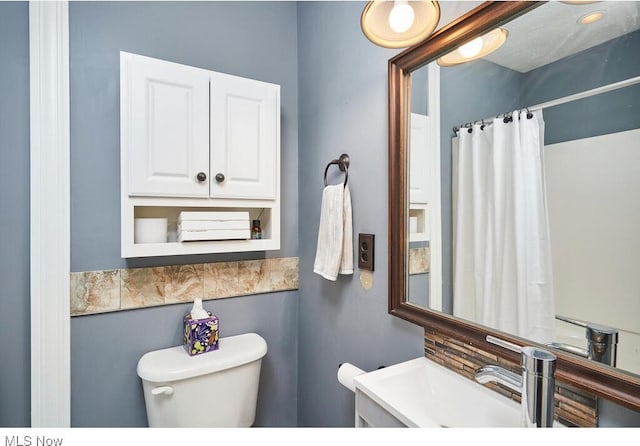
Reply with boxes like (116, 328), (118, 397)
(313, 184), (353, 281)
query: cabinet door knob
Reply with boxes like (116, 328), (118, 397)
(215, 173), (225, 183)
(196, 172), (207, 182)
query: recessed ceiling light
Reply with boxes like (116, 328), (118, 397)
(578, 11), (605, 25)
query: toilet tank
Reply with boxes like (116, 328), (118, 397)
(137, 332), (267, 427)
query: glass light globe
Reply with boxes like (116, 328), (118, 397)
(458, 37), (483, 58)
(388, 1), (415, 33)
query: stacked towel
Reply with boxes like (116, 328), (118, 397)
(313, 184), (353, 281)
(177, 211), (250, 242)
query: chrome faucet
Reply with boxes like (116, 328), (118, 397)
(552, 315), (618, 367)
(475, 336), (557, 428)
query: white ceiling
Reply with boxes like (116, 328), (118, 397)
(438, 1), (640, 73)
(436, 0), (483, 28)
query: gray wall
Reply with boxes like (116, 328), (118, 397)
(296, 1), (424, 427)
(411, 65), (428, 115)
(599, 399), (640, 427)
(0, 1), (30, 427)
(408, 271), (429, 309)
(69, 1), (299, 427)
(521, 28), (640, 145)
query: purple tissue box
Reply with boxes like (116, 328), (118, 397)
(183, 312), (219, 356)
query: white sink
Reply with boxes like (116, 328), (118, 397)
(353, 357), (563, 428)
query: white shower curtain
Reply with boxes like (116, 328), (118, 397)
(452, 110), (556, 345)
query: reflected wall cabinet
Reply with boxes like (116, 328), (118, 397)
(409, 113), (430, 243)
(408, 63), (440, 244)
(120, 52), (281, 257)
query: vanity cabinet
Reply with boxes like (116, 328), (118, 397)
(355, 389), (406, 428)
(120, 52), (281, 257)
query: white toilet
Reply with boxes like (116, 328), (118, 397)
(137, 332), (267, 427)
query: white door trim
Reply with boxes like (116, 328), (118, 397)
(29, 0), (71, 427)
(427, 63), (442, 312)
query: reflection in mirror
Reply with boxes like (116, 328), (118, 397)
(405, 1), (640, 377)
(407, 62), (441, 312)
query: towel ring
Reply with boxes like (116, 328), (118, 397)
(324, 153), (350, 187)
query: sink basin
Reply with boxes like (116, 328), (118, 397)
(353, 357), (563, 428)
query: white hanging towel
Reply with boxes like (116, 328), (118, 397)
(314, 184), (353, 281)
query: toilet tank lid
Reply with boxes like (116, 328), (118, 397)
(136, 333), (267, 382)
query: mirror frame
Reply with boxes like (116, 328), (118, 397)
(388, 1), (640, 412)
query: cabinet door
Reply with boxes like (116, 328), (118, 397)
(210, 72), (279, 199)
(124, 53), (210, 197)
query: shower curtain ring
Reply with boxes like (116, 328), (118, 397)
(526, 108), (533, 119)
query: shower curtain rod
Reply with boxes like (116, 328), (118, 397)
(453, 74), (640, 133)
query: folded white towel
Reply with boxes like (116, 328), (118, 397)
(314, 184), (353, 281)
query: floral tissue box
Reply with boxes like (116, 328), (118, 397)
(183, 312), (219, 356)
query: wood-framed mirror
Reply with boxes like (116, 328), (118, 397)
(388, 1), (640, 413)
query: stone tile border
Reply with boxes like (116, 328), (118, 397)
(409, 247), (430, 275)
(71, 257), (299, 316)
(424, 328), (598, 427)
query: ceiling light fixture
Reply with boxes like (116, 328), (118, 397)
(578, 11), (605, 25)
(388, 1), (415, 33)
(437, 28), (508, 67)
(361, 1), (440, 49)
(458, 37), (484, 58)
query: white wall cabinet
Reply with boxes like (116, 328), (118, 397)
(120, 52), (281, 258)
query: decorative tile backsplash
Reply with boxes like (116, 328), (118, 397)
(409, 247), (430, 275)
(71, 257), (299, 316)
(70, 269), (121, 314)
(424, 328), (598, 427)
